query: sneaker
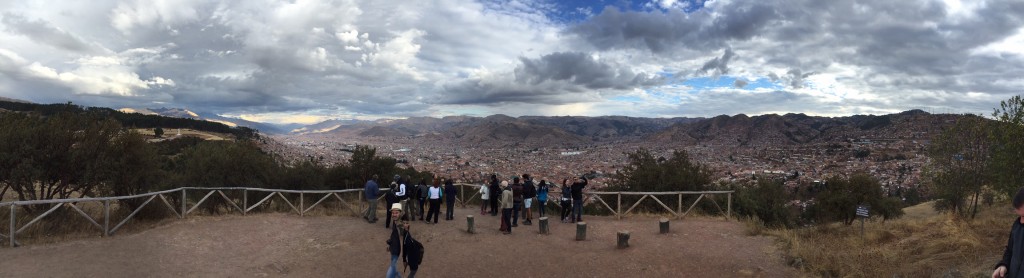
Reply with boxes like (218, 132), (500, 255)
(512, 223), (518, 227)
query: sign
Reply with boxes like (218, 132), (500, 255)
(856, 205), (869, 218)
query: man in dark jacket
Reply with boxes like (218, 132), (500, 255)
(417, 179), (429, 221)
(385, 182), (399, 228)
(511, 177), (524, 227)
(995, 187), (1024, 278)
(444, 179), (457, 220)
(489, 175), (501, 216)
(570, 176), (588, 223)
(364, 175), (380, 223)
(386, 204), (408, 278)
(521, 174), (536, 225)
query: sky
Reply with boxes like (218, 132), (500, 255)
(1, 0), (1022, 125)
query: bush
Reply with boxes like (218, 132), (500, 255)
(732, 178), (797, 228)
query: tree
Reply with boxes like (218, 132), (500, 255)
(990, 95), (1024, 199)
(348, 145), (397, 185)
(926, 115), (993, 219)
(732, 178), (796, 228)
(814, 173), (904, 225)
(154, 127), (164, 138)
(607, 148), (713, 213)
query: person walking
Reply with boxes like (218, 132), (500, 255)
(386, 203), (408, 278)
(444, 179), (457, 220)
(994, 187), (1024, 278)
(570, 176), (588, 223)
(363, 175), (380, 223)
(489, 175), (501, 216)
(426, 181), (442, 224)
(511, 177), (523, 227)
(417, 179), (429, 221)
(499, 181), (513, 234)
(537, 179), (549, 218)
(479, 181), (489, 215)
(560, 178), (572, 223)
(522, 174), (536, 225)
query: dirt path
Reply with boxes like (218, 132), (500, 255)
(0, 207), (795, 277)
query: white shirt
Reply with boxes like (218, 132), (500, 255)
(396, 183), (406, 197)
(429, 186), (441, 199)
(479, 185), (489, 200)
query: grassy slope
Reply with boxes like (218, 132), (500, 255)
(763, 201), (1009, 277)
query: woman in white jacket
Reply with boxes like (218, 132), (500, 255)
(479, 182), (489, 215)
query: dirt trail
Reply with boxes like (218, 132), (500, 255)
(0, 207), (795, 277)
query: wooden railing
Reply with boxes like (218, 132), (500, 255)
(0, 185), (731, 248)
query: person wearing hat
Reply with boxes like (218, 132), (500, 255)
(500, 180), (513, 234)
(386, 203), (409, 278)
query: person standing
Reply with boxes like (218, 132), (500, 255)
(560, 178), (572, 223)
(994, 187), (1024, 278)
(417, 179), (429, 221)
(394, 175), (408, 221)
(364, 175), (380, 223)
(522, 174), (536, 225)
(479, 181), (489, 215)
(489, 175), (501, 216)
(499, 181), (513, 234)
(386, 203), (408, 278)
(444, 179), (457, 221)
(426, 181), (442, 224)
(511, 177), (524, 227)
(385, 182), (399, 228)
(537, 179), (549, 218)
(406, 176), (418, 221)
(570, 176), (588, 223)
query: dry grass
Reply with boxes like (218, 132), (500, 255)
(756, 201), (1009, 277)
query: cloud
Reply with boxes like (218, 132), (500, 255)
(1, 13), (105, 54)
(698, 48), (734, 77)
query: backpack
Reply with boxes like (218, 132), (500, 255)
(404, 233), (424, 266)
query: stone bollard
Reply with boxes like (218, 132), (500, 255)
(467, 215), (475, 234)
(539, 216), (549, 234)
(659, 218), (670, 234)
(617, 231), (630, 249)
(576, 222), (587, 241)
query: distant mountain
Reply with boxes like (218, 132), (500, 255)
(0, 97), (32, 104)
(651, 110), (964, 147)
(291, 119), (367, 134)
(118, 107), (295, 134)
(519, 116), (702, 140)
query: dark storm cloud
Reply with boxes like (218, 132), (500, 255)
(1, 13), (103, 54)
(698, 48), (734, 76)
(437, 51), (663, 105)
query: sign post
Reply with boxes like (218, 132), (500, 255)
(856, 205), (870, 241)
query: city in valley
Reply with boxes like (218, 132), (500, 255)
(264, 110), (963, 201)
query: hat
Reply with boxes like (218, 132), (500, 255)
(500, 180), (508, 188)
(390, 203), (402, 211)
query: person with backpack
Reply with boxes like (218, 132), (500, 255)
(560, 178), (572, 223)
(499, 181), (513, 234)
(511, 177), (524, 227)
(417, 179), (429, 221)
(489, 175), (501, 216)
(521, 174), (536, 225)
(537, 179), (550, 218)
(386, 204), (407, 278)
(402, 224), (424, 278)
(479, 181), (489, 215)
(444, 179), (457, 221)
(425, 179), (442, 224)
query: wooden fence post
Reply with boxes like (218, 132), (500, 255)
(677, 193), (682, 219)
(9, 204), (15, 247)
(181, 188), (187, 219)
(467, 215), (475, 234)
(300, 192), (304, 217)
(243, 189), (248, 216)
(103, 200), (111, 236)
(617, 231), (630, 249)
(727, 192), (732, 220)
(539, 216), (549, 234)
(576, 222), (587, 241)
(617, 193), (622, 220)
(659, 218), (670, 234)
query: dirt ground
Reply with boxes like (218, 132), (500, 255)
(0, 207), (796, 277)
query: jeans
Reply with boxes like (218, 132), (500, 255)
(561, 200), (572, 221)
(427, 199), (441, 223)
(387, 255), (402, 278)
(445, 198), (455, 220)
(538, 199), (546, 217)
(512, 201), (522, 225)
(364, 198), (377, 222)
(573, 199), (584, 221)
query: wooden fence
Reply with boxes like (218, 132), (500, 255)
(0, 185), (731, 248)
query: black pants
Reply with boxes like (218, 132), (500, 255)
(512, 201), (522, 225)
(538, 199), (546, 217)
(561, 200), (571, 221)
(385, 200), (395, 228)
(490, 197), (499, 216)
(445, 198), (455, 220)
(501, 208), (512, 232)
(427, 199), (441, 223)
(418, 198), (426, 220)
